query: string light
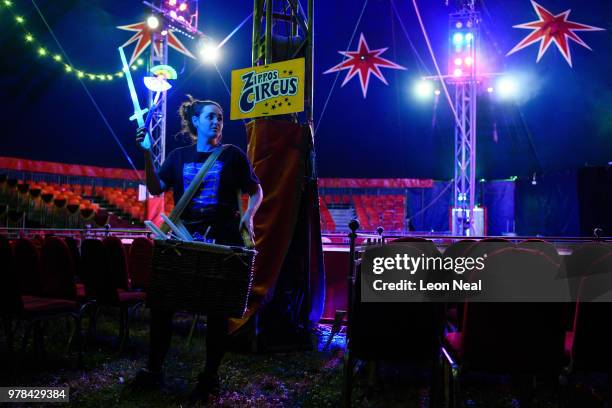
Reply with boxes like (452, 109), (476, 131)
(1, 1), (144, 82)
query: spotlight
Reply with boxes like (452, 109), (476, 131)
(414, 80), (434, 99)
(465, 33), (474, 42)
(531, 172), (537, 186)
(168, 0), (176, 5)
(453, 33), (463, 44)
(464, 57), (473, 66)
(453, 68), (463, 77)
(147, 15), (160, 29)
(455, 22), (463, 29)
(497, 76), (518, 99)
(179, 3), (187, 11)
(170, 10), (177, 18)
(487, 86), (494, 93)
(454, 58), (463, 66)
(161, 30), (168, 36)
(199, 42), (219, 63)
(434, 89), (441, 96)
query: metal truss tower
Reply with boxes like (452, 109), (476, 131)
(144, 0), (200, 169)
(148, 32), (169, 170)
(450, 3), (481, 236)
(252, 0), (313, 124)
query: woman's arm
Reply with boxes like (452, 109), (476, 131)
(144, 150), (166, 195)
(240, 184), (263, 239)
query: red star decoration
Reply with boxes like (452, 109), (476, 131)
(324, 33), (405, 98)
(118, 21), (195, 66)
(506, 1), (604, 67)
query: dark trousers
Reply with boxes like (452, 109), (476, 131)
(147, 309), (228, 375)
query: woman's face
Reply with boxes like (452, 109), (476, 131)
(192, 104), (223, 144)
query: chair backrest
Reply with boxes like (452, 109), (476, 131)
(128, 237), (153, 291)
(388, 237), (441, 257)
(80, 238), (113, 301)
(461, 247), (567, 372)
(569, 243), (612, 370)
(350, 244), (446, 361)
(63, 236), (82, 280)
(0, 236), (23, 315)
(442, 239), (477, 259)
(13, 238), (42, 296)
(103, 236), (130, 291)
(41, 236), (77, 300)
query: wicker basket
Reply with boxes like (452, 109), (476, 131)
(147, 239), (255, 318)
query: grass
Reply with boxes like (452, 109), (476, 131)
(0, 309), (608, 407)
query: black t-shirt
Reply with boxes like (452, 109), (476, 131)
(158, 143), (259, 240)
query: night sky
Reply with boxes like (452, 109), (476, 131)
(1, 0), (611, 180)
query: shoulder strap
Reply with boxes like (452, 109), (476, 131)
(160, 145), (227, 234)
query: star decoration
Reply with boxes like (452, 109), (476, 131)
(506, 1), (605, 67)
(324, 33), (405, 98)
(118, 21), (196, 66)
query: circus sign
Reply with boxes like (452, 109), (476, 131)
(230, 58), (305, 120)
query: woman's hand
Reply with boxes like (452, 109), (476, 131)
(136, 126), (150, 151)
(239, 212), (255, 248)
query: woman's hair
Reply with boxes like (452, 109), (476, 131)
(178, 95), (223, 142)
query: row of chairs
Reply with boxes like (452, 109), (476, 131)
(344, 237), (612, 407)
(0, 235), (154, 360)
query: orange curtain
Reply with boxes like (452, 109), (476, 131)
(229, 119), (323, 333)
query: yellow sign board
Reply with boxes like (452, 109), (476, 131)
(230, 58), (305, 120)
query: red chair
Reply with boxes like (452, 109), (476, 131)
(82, 237), (145, 351)
(442, 247), (568, 407)
(2, 236), (83, 361)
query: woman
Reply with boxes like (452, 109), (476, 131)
(130, 96), (263, 400)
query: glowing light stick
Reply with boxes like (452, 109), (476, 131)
(119, 46), (151, 149)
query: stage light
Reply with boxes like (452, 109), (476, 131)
(199, 42), (219, 63)
(487, 86), (494, 93)
(414, 80), (434, 99)
(53, 54), (62, 62)
(38, 47), (47, 56)
(464, 57), (473, 66)
(15, 16), (24, 24)
(179, 3), (187, 11)
(455, 22), (463, 29)
(454, 58), (462, 66)
(77, 71), (84, 78)
(170, 10), (177, 19)
(497, 76), (518, 99)
(147, 15), (160, 29)
(137, 58), (144, 66)
(168, 0), (176, 5)
(434, 89), (441, 96)
(465, 33), (474, 42)
(453, 33), (463, 44)
(25, 33), (33, 42)
(161, 30), (168, 36)
(454, 68), (463, 77)
(64, 65), (72, 72)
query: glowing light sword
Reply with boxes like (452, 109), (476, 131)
(119, 46), (151, 149)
